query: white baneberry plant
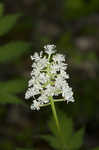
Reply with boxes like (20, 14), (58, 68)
(25, 44), (74, 133)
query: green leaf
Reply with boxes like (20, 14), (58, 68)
(48, 110), (73, 143)
(0, 79), (26, 94)
(64, 0), (85, 19)
(42, 135), (62, 150)
(67, 128), (84, 150)
(0, 41), (31, 63)
(0, 79), (26, 104)
(0, 3), (4, 17)
(0, 94), (22, 104)
(42, 110), (84, 150)
(0, 14), (20, 36)
(92, 147), (99, 150)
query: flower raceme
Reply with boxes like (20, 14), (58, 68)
(25, 45), (74, 110)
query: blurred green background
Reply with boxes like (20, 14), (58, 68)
(0, 0), (99, 150)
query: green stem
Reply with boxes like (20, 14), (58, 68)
(40, 99), (64, 107)
(49, 96), (66, 150)
(54, 99), (64, 102)
(49, 96), (61, 135)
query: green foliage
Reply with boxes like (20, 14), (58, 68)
(0, 14), (21, 36)
(63, 0), (99, 20)
(16, 149), (33, 150)
(0, 41), (31, 63)
(16, 128), (34, 147)
(0, 140), (14, 150)
(0, 94), (22, 104)
(57, 32), (73, 51)
(89, 0), (99, 12)
(64, 0), (85, 19)
(0, 79), (26, 104)
(67, 128), (84, 150)
(71, 51), (98, 65)
(0, 3), (4, 17)
(0, 5), (31, 64)
(42, 111), (84, 150)
(92, 147), (99, 150)
(0, 79), (26, 94)
(0, 4), (31, 105)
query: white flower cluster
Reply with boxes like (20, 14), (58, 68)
(25, 44), (74, 110)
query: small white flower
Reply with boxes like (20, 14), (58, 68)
(52, 54), (65, 63)
(31, 52), (40, 61)
(45, 84), (55, 96)
(38, 73), (49, 84)
(25, 87), (35, 99)
(28, 77), (35, 87)
(31, 100), (40, 110)
(44, 44), (56, 56)
(31, 68), (40, 77)
(25, 44), (74, 110)
(62, 85), (74, 102)
(38, 94), (49, 103)
(40, 51), (43, 57)
(60, 70), (69, 79)
(50, 63), (60, 74)
(37, 56), (48, 69)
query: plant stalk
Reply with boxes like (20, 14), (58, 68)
(49, 96), (66, 150)
(49, 96), (61, 135)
